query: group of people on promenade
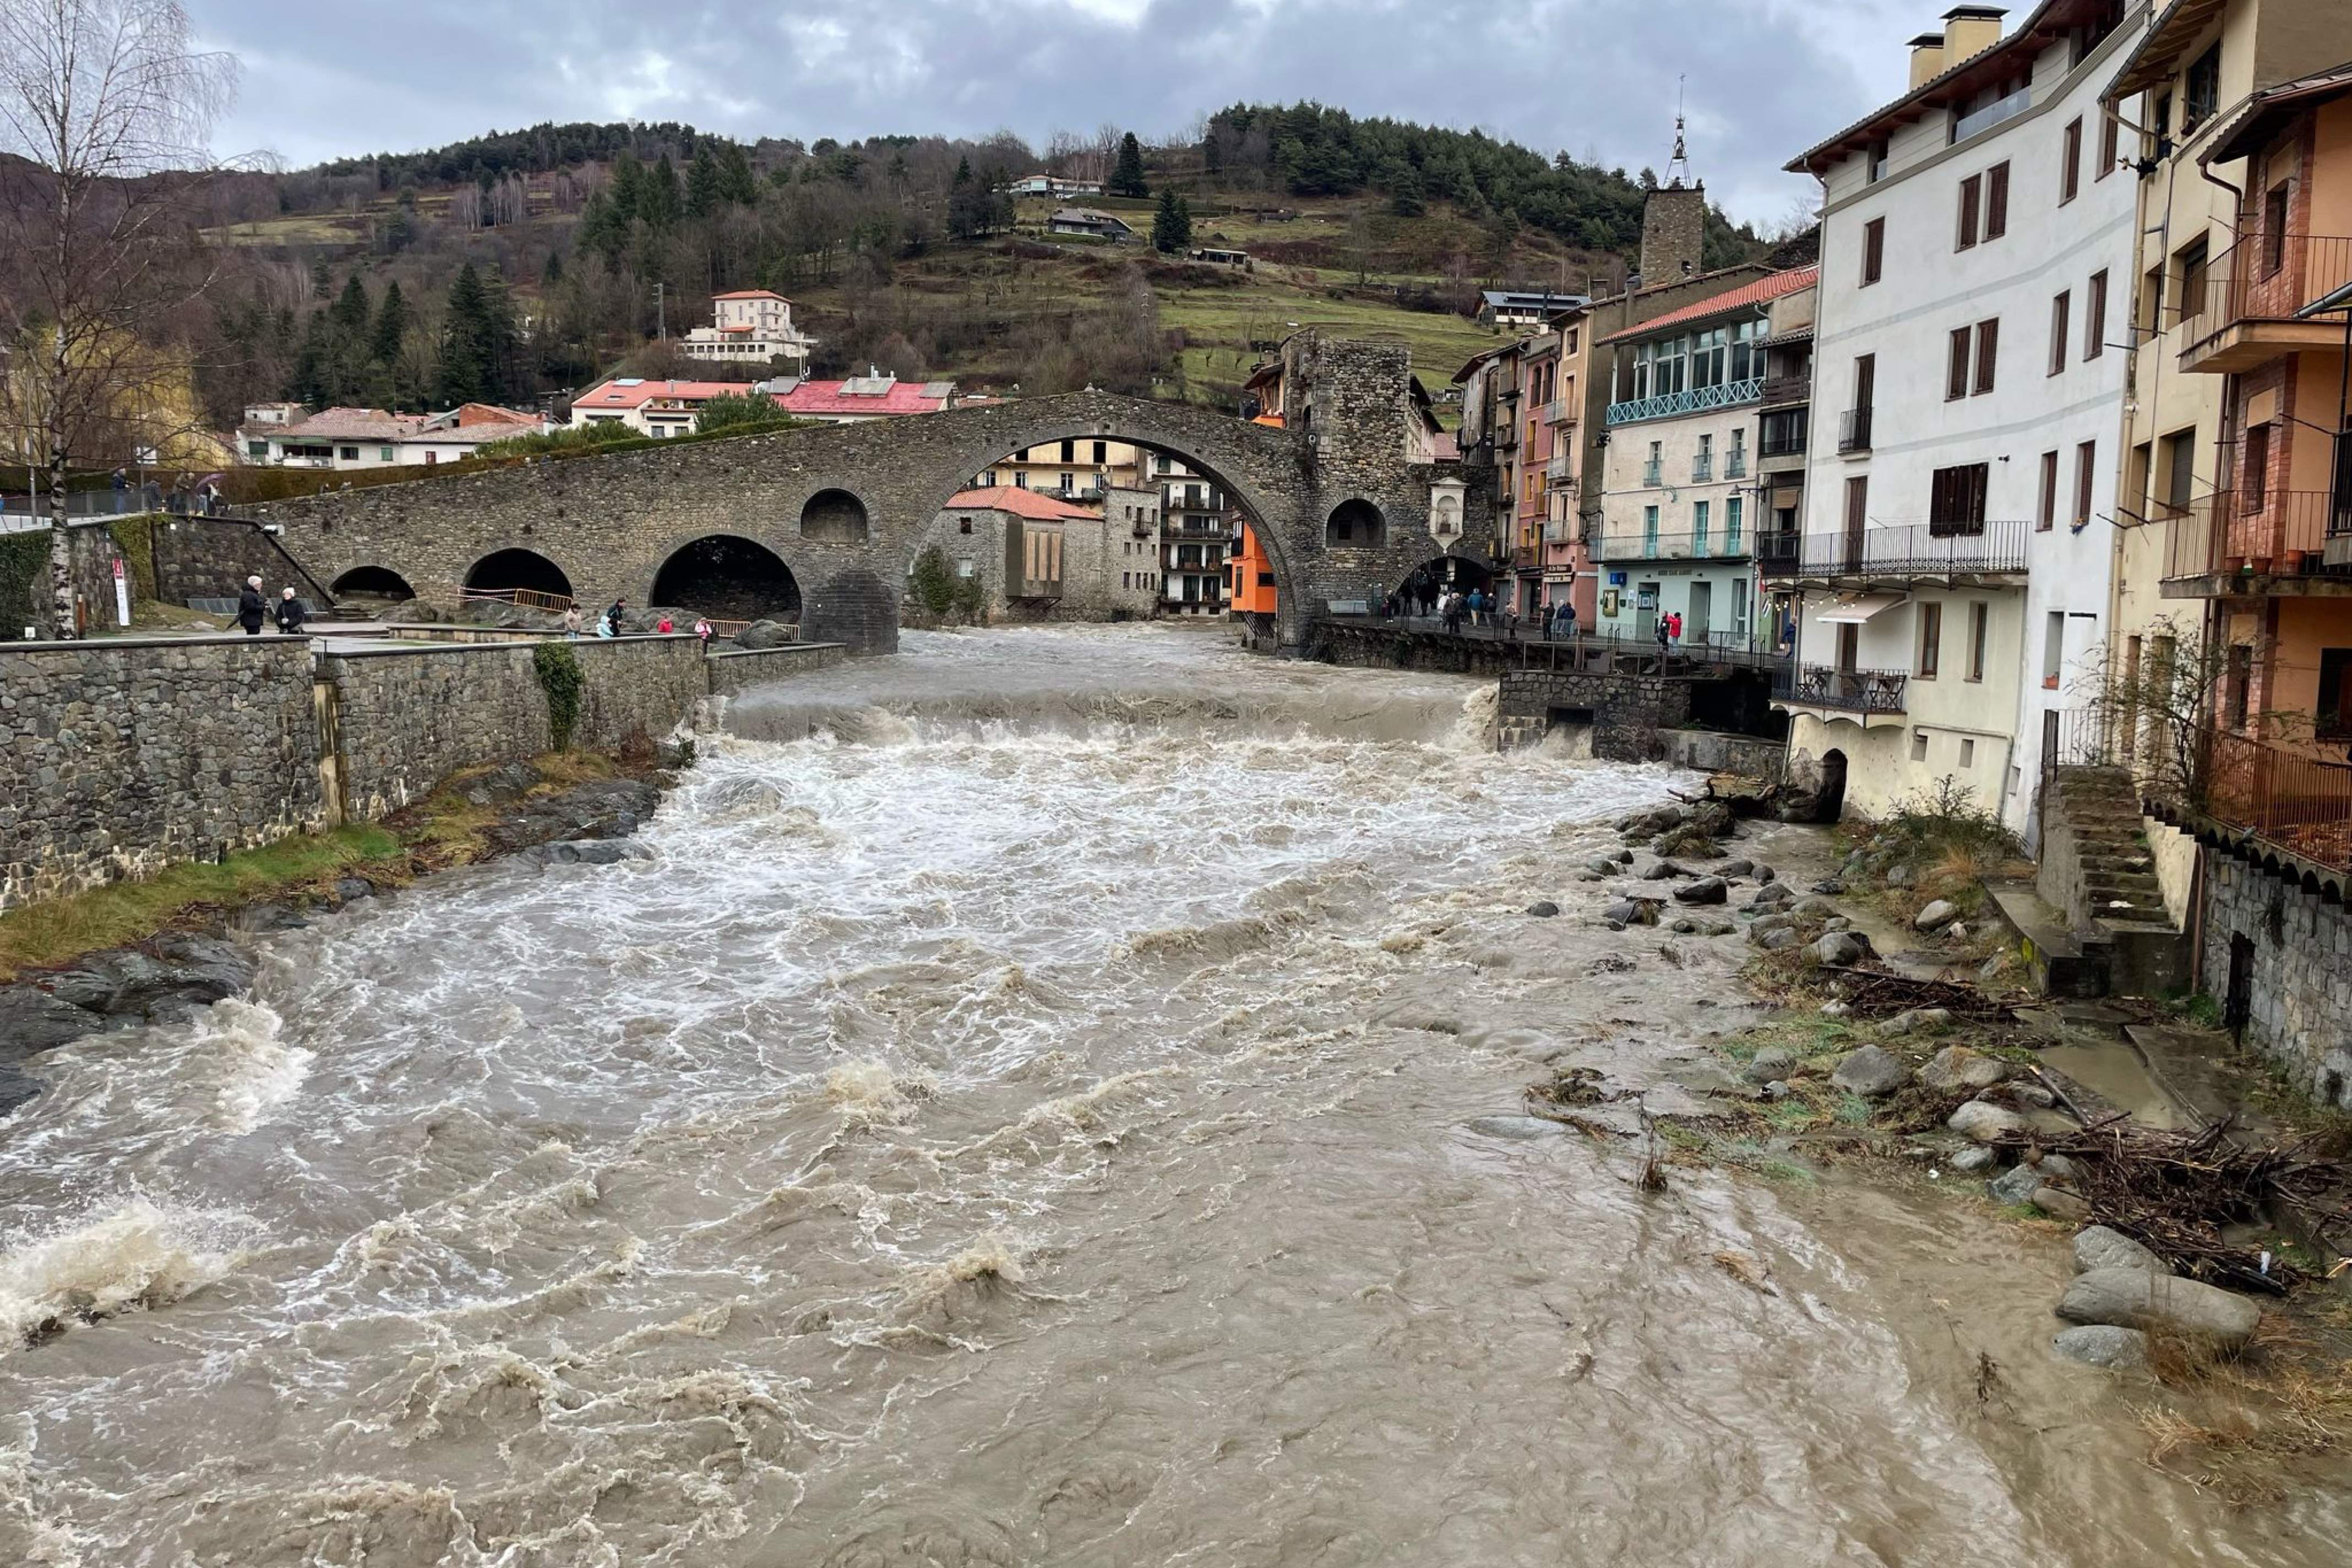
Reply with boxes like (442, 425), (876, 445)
(559, 599), (714, 646)
(235, 576), (306, 635)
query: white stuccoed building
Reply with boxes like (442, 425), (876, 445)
(1774, 0), (2144, 839)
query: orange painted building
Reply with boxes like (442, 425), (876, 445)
(1227, 520), (1279, 616)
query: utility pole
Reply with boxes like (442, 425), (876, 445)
(655, 281), (666, 341)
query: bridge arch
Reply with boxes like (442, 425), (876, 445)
(650, 535), (802, 622)
(329, 564), (415, 601)
(465, 548), (574, 602)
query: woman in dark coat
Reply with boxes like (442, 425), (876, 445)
(236, 575), (266, 635)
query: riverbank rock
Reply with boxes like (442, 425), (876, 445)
(1745, 1047), (1798, 1085)
(1584, 856), (1621, 876)
(1918, 1043), (2007, 1091)
(1881, 1006), (1954, 1038)
(1719, 859), (1755, 879)
(1831, 1045), (1910, 1098)
(0, 986), (107, 1053)
(480, 777), (662, 854)
(1811, 931), (1866, 966)
(735, 619), (793, 650)
(1914, 900), (1961, 933)
(2052, 1325), (2149, 1371)
(1755, 927), (1801, 951)
(2031, 1186), (2092, 1221)
(1989, 1163), (2046, 1205)
(1950, 1145), (1999, 1173)
(1811, 878), (1846, 895)
(1887, 864), (1916, 889)
(2074, 1226), (2169, 1276)
(2057, 1268), (2263, 1348)
(1948, 1101), (2034, 1142)
(1466, 1115), (1565, 1140)
(1636, 857), (1689, 881)
(1527, 900), (1560, 918)
(44, 938), (255, 1025)
(1672, 876), (1728, 905)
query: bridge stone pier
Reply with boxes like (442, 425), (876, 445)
(252, 333), (1493, 655)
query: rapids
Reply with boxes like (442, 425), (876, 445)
(0, 623), (2343, 1565)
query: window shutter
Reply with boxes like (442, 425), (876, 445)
(1974, 319), (1999, 394)
(1986, 163), (2010, 238)
(1957, 176), (1980, 248)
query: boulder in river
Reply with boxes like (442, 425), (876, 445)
(2074, 1226), (2169, 1276)
(1811, 931), (1866, 966)
(1914, 899), (1961, 933)
(735, 619), (794, 650)
(1637, 857), (1689, 881)
(1527, 900), (1561, 918)
(2052, 1325), (2149, 1371)
(1988, 1163), (2045, 1205)
(1466, 1115), (1565, 1141)
(1672, 876), (1728, 905)
(1831, 1044), (1910, 1098)
(0, 985), (106, 1053)
(2057, 1268), (2262, 1348)
(1948, 1100), (2033, 1142)
(1745, 1047), (1798, 1085)
(1755, 927), (1802, 952)
(1918, 1043), (2006, 1090)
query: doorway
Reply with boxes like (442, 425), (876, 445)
(1686, 581), (1712, 645)
(1636, 581), (1660, 641)
(2224, 933), (2255, 1038)
(1816, 748), (1849, 823)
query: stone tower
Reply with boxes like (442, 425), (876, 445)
(1639, 108), (1707, 284)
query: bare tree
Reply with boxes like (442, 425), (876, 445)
(0, 0), (237, 635)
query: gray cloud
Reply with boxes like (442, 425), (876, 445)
(191, 0), (1935, 225)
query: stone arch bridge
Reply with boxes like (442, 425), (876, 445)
(252, 336), (1488, 654)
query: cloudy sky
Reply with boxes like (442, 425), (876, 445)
(190, 0), (1935, 225)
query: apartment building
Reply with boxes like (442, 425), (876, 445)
(679, 289), (815, 366)
(1776, 0), (2142, 834)
(250, 402), (547, 467)
(1156, 457), (1233, 616)
(981, 438), (1147, 498)
(1595, 269), (1814, 648)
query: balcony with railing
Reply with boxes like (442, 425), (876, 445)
(2147, 726), (2352, 884)
(1541, 396), (1576, 426)
(2161, 490), (2352, 591)
(1691, 453), (1714, 483)
(1594, 526), (1751, 563)
(1545, 450), (1574, 481)
(1641, 459), (1662, 487)
(2177, 234), (2352, 374)
(1952, 84), (2032, 144)
(1760, 373), (1812, 410)
(1757, 519), (2031, 580)
(1779, 663), (1909, 716)
(1604, 375), (1764, 428)
(1837, 407), (1873, 454)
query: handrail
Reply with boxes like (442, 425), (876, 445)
(1787, 663), (1908, 714)
(1605, 376), (1765, 428)
(2179, 233), (2352, 350)
(2160, 491), (2352, 582)
(1757, 518), (2031, 576)
(2150, 726), (2352, 876)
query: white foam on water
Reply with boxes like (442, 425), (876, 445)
(0, 1199), (260, 1351)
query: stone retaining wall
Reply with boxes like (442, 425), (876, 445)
(2196, 850), (2352, 1110)
(1497, 669), (1694, 762)
(319, 636), (710, 820)
(4, 631), (849, 910)
(0, 636), (325, 908)
(706, 641), (846, 696)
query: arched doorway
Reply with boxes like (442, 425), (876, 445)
(1816, 748), (1848, 823)
(1397, 555), (1492, 614)
(465, 548), (573, 603)
(1325, 498), (1385, 548)
(801, 488), (870, 543)
(650, 535), (801, 622)
(329, 565), (415, 601)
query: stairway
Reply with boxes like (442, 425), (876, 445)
(2035, 765), (2189, 997)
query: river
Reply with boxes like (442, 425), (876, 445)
(0, 624), (2343, 1565)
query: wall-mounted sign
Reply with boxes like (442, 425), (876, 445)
(1607, 570), (1627, 587)
(1636, 586), (1659, 610)
(1599, 589), (1620, 617)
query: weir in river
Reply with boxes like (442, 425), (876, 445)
(0, 624), (2343, 1565)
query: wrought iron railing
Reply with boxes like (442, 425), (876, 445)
(1546, 451), (1574, 480)
(1593, 528), (1753, 562)
(1724, 452), (1747, 480)
(1758, 518), (2030, 576)
(1761, 374), (1811, 409)
(2148, 726), (2352, 876)
(1605, 376), (1765, 428)
(1787, 664), (1909, 714)
(1838, 407), (1874, 454)
(1691, 455), (1714, 482)
(1641, 461), (1662, 486)
(2178, 233), (2352, 351)
(2162, 491), (2352, 582)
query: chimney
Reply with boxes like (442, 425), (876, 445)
(1908, 32), (1946, 89)
(1640, 182), (1707, 288)
(1941, 6), (2006, 68)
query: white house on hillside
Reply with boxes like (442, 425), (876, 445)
(680, 290), (815, 366)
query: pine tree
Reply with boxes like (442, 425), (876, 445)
(607, 150), (645, 225)
(435, 262), (493, 406)
(330, 274), (371, 336)
(369, 281), (409, 368)
(687, 145), (723, 219)
(1109, 132), (1148, 198)
(720, 143), (758, 204)
(1151, 188), (1191, 253)
(947, 156), (987, 240)
(644, 154), (682, 231)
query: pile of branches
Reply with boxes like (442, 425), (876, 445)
(1816, 965), (2008, 1020)
(1989, 1109), (2352, 1294)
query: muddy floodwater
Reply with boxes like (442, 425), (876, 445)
(1, 624), (2345, 1565)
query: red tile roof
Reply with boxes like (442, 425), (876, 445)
(712, 288), (792, 302)
(946, 486), (1098, 520)
(571, 379), (747, 411)
(773, 378), (951, 417)
(1600, 267), (1820, 344)
(451, 402), (541, 428)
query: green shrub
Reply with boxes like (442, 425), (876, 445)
(107, 517), (155, 601)
(909, 544), (959, 617)
(0, 530), (48, 628)
(533, 641), (585, 750)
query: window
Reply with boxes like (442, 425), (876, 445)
(2175, 236), (2210, 325)
(1642, 505), (1659, 553)
(1959, 737), (1977, 767)
(1868, 139), (1890, 184)
(2038, 450), (2061, 530)
(2075, 439), (2097, 527)
(339, 445), (358, 461)
(1919, 602), (1942, 679)
(2141, 262), (2164, 333)
(1957, 173), (1982, 249)
(1930, 464), (1990, 535)
(2045, 612), (2066, 690)
(1059, 439), (1075, 462)
(2244, 423), (2271, 510)
(2152, 91), (2173, 147)
(1862, 216), (1885, 285)
(1973, 319), (1999, 394)
(1092, 440), (1107, 463)
(1985, 162), (2010, 239)
(2061, 118), (2083, 204)
(2263, 184), (2290, 277)
(2098, 112), (2119, 177)
(1726, 495), (1743, 552)
(378, 445), (395, 462)
(1694, 499), (1711, 553)
(959, 518), (972, 534)
(2084, 270), (2108, 360)
(2049, 290), (2071, 375)
(2319, 649), (2352, 739)
(1912, 731), (1931, 761)
(1967, 601), (1989, 681)
(2225, 644), (2252, 727)
(2184, 43), (2221, 132)
(2161, 427), (2198, 510)
(1947, 328), (1972, 400)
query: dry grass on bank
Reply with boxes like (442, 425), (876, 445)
(2137, 1320), (2352, 1506)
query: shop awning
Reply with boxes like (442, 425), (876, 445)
(1815, 592), (1904, 624)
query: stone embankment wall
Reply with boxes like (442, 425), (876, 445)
(322, 637), (711, 819)
(3, 632), (844, 911)
(1496, 669), (1694, 762)
(0, 637), (326, 908)
(2196, 851), (2352, 1111)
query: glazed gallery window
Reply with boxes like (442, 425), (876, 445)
(1629, 319), (1764, 398)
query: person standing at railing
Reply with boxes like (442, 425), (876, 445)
(563, 606), (582, 639)
(694, 617), (712, 649)
(603, 598), (627, 637)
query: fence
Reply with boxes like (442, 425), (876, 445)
(1784, 664), (1908, 714)
(1321, 612), (1794, 678)
(2158, 727), (2352, 876)
(2178, 232), (2352, 349)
